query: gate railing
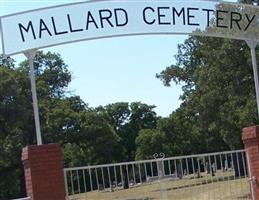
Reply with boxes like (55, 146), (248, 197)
(64, 149), (250, 199)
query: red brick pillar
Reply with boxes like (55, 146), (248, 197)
(21, 144), (66, 200)
(242, 126), (259, 200)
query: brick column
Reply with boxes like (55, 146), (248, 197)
(21, 144), (66, 200)
(242, 126), (259, 200)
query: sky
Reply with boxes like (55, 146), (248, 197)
(0, 0), (236, 117)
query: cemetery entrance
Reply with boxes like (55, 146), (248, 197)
(1, 0), (258, 200)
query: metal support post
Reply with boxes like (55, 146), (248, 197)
(246, 40), (259, 117)
(24, 50), (42, 145)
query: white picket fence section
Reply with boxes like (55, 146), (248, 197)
(64, 149), (251, 200)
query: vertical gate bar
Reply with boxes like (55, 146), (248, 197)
(101, 167), (105, 189)
(236, 152), (242, 194)
(191, 157), (199, 199)
(168, 160), (172, 175)
(89, 168), (93, 191)
(64, 170), (69, 196)
(209, 155), (215, 199)
(76, 170), (80, 194)
(225, 153), (232, 197)
(107, 167), (112, 189)
(215, 154), (220, 200)
(138, 163), (142, 183)
(241, 152), (247, 177)
(220, 154), (223, 172)
(197, 157), (201, 177)
(95, 168), (100, 191)
(114, 166), (118, 190)
(220, 153), (224, 200)
(198, 157), (202, 197)
(191, 157), (196, 187)
(164, 160), (166, 176)
(174, 160), (178, 178)
(214, 154), (220, 185)
(185, 158), (189, 176)
(126, 164), (130, 187)
(151, 162), (154, 177)
(202, 156), (208, 197)
(208, 155), (213, 181)
(132, 164), (136, 185)
(230, 153), (235, 182)
(83, 169), (87, 192)
(144, 163), (147, 180)
(180, 159), (183, 178)
(214, 155), (218, 172)
(241, 151), (249, 198)
(180, 158), (184, 196)
(231, 153), (239, 197)
(236, 152), (241, 178)
(246, 151), (256, 200)
(120, 165), (124, 188)
(70, 170), (74, 195)
(213, 153), (219, 194)
(223, 154), (228, 199)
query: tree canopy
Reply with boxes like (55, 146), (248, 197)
(157, 36), (259, 150)
(0, 54), (158, 198)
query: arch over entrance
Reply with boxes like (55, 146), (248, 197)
(0, 0), (258, 56)
(0, 0), (258, 145)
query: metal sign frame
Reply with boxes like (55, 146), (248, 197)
(0, 0), (258, 56)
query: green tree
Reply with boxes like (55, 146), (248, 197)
(98, 102), (158, 161)
(79, 110), (121, 165)
(0, 52), (83, 199)
(135, 129), (166, 160)
(157, 36), (259, 151)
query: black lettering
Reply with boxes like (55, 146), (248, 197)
(143, 7), (155, 25)
(39, 19), (52, 39)
(202, 8), (214, 27)
(157, 7), (170, 25)
(99, 9), (114, 28)
(172, 7), (185, 25)
(187, 8), (199, 26)
(230, 12), (242, 30)
(86, 11), (98, 30)
(51, 17), (68, 35)
(245, 14), (256, 31)
(216, 10), (228, 28)
(18, 21), (36, 42)
(67, 14), (83, 32)
(114, 8), (128, 26)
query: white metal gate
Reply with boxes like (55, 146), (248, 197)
(64, 149), (251, 200)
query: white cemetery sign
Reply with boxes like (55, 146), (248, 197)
(0, 1), (258, 56)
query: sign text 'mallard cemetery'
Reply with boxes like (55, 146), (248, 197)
(1, 1), (258, 55)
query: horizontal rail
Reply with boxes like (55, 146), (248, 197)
(64, 149), (245, 171)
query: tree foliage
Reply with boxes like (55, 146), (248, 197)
(0, 53), (158, 198)
(157, 36), (259, 150)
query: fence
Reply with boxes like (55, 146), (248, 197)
(64, 149), (251, 200)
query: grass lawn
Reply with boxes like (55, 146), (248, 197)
(68, 171), (251, 200)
